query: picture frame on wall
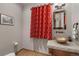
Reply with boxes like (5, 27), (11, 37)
(0, 13), (14, 26)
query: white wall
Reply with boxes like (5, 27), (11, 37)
(71, 3), (79, 41)
(23, 3), (74, 54)
(0, 3), (23, 55)
(71, 4), (79, 27)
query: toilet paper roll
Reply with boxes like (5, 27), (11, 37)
(13, 41), (18, 46)
(15, 42), (18, 45)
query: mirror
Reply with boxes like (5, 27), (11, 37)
(53, 10), (66, 29)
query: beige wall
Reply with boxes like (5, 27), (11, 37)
(0, 3), (23, 55)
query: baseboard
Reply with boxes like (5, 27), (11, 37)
(16, 48), (51, 56)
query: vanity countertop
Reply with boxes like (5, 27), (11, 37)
(47, 40), (79, 54)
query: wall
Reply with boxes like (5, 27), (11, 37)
(71, 4), (79, 29)
(23, 3), (77, 54)
(0, 3), (23, 55)
(71, 3), (79, 42)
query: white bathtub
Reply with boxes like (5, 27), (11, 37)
(5, 52), (15, 56)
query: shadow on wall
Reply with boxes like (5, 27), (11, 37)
(33, 39), (48, 54)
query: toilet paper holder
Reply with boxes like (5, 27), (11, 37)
(13, 42), (18, 53)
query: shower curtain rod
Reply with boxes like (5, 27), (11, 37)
(30, 3), (53, 10)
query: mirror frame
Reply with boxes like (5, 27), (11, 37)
(53, 10), (66, 30)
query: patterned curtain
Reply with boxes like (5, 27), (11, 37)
(30, 4), (52, 40)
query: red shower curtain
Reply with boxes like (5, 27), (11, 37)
(30, 4), (52, 40)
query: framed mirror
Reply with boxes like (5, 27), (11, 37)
(53, 10), (66, 29)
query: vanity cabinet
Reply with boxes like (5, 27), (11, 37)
(49, 48), (79, 56)
(47, 40), (79, 56)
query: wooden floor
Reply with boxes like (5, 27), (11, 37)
(16, 49), (49, 56)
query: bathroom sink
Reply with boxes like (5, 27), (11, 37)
(56, 40), (72, 46)
(47, 40), (79, 54)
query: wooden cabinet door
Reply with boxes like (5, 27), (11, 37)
(52, 49), (71, 56)
(49, 48), (79, 56)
